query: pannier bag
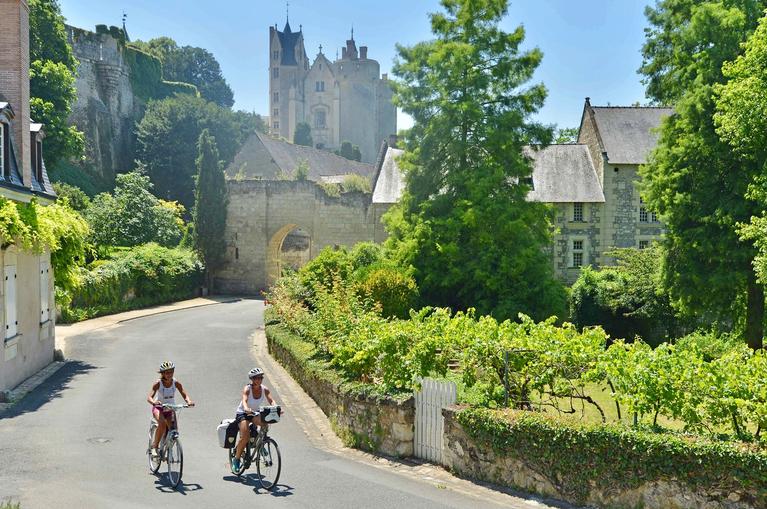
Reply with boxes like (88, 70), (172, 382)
(259, 405), (281, 424)
(217, 419), (238, 449)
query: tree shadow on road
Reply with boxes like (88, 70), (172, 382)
(0, 360), (97, 420)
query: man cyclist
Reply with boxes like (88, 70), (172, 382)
(231, 367), (280, 474)
(146, 361), (195, 459)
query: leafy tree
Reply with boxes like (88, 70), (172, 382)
(193, 129), (228, 284)
(293, 122), (313, 147)
(136, 94), (250, 210)
(384, 0), (566, 321)
(29, 0), (84, 168)
(52, 182), (90, 211)
(85, 170), (185, 248)
(336, 140), (362, 161)
(638, 0), (767, 348)
(554, 127), (578, 144)
(131, 37), (235, 107)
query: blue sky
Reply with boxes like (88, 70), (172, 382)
(59, 0), (651, 130)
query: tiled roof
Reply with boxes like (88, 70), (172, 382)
(591, 107), (673, 165)
(226, 132), (375, 181)
(372, 146), (404, 204)
(526, 145), (605, 203)
(277, 22), (302, 66)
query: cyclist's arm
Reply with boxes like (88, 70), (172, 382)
(147, 381), (160, 406)
(265, 388), (282, 414)
(175, 380), (195, 406)
(241, 385), (253, 413)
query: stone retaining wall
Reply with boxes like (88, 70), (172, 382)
(442, 407), (760, 509)
(267, 328), (414, 457)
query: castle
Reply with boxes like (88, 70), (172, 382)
(268, 20), (397, 163)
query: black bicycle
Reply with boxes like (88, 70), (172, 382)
(228, 406), (282, 490)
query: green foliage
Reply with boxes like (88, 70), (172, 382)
(455, 407), (767, 504)
(84, 171), (185, 248)
(639, 0), (767, 348)
(294, 159), (309, 181)
(340, 174), (371, 194)
(349, 242), (384, 270)
(131, 37), (234, 107)
(553, 126), (578, 144)
(62, 244), (203, 322)
(192, 130), (228, 281)
(385, 0), (566, 322)
(569, 246), (684, 345)
(123, 44), (198, 102)
(136, 94), (254, 210)
(355, 265), (419, 319)
(29, 0), (83, 167)
(52, 183), (90, 211)
(293, 122), (313, 147)
(336, 140), (362, 161)
(298, 247), (353, 295)
(47, 159), (108, 196)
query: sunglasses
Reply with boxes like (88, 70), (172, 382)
(250, 375), (264, 380)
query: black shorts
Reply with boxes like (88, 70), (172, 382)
(235, 413), (255, 424)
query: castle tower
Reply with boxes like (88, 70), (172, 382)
(269, 20), (308, 142)
(0, 0), (31, 186)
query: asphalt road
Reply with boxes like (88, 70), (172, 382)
(0, 299), (521, 508)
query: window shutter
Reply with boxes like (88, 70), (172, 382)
(40, 261), (50, 323)
(5, 265), (17, 338)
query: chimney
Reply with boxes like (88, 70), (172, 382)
(360, 46), (367, 59)
(0, 0), (31, 186)
(388, 134), (398, 148)
(341, 46), (347, 59)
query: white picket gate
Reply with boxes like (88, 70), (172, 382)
(414, 378), (457, 463)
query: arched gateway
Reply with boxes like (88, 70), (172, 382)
(213, 179), (391, 295)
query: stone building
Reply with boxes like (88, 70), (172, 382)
(215, 99), (671, 293)
(268, 20), (396, 163)
(0, 0), (57, 396)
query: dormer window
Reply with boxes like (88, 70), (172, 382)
(30, 133), (43, 183)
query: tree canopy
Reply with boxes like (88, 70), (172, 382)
(336, 141), (362, 161)
(29, 0), (84, 168)
(293, 122), (313, 147)
(384, 0), (566, 321)
(638, 0), (767, 348)
(132, 37), (235, 108)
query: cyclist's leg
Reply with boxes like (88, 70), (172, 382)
(235, 418), (250, 460)
(151, 407), (166, 448)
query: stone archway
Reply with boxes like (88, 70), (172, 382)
(266, 224), (313, 288)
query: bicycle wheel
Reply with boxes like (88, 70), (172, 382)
(166, 437), (183, 488)
(229, 445), (246, 477)
(147, 424), (161, 474)
(256, 437), (281, 490)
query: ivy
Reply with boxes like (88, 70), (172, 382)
(454, 407), (767, 503)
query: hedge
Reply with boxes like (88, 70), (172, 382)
(61, 244), (203, 323)
(454, 406), (767, 505)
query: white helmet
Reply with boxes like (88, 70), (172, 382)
(158, 361), (175, 373)
(248, 367), (264, 379)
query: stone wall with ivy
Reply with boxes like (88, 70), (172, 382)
(266, 322), (414, 457)
(442, 406), (767, 509)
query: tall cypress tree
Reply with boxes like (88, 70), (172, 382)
(384, 0), (566, 321)
(193, 129), (228, 288)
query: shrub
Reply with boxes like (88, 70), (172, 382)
(62, 243), (203, 322)
(299, 247), (352, 296)
(355, 264), (418, 318)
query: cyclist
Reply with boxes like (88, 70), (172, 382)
(146, 361), (195, 459)
(231, 367), (280, 474)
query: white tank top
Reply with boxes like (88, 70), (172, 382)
(155, 378), (177, 405)
(237, 384), (268, 414)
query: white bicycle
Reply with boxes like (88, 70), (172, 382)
(147, 403), (192, 488)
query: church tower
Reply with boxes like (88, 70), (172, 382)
(268, 19), (308, 141)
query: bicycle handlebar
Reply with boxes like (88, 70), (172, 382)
(161, 403), (193, 410)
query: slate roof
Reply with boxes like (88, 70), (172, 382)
(526, 145), (604, 203)
(226, 132), (375, 181)
(277, 22), (302, 66)
(590, 106), (673, 165)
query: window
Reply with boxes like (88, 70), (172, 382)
(639, 197), (649, 223)
(315, 110), (326, 129)
(315, 81), (325, 92)
(273, 92), (279, 103)
(273, 51), (279, 60)
(651, 212), (659, 223)
(0, 123), (4, 177)
(4, 261), (17, 339)
(272, 68), (279, 79)
(521, 177), (534, 190)
(573, 202), (584, 222)
(273, 121), (280, 130)
(639, 240), (649, 250)
(273, 108), (279, 117)
(571, 239), (585, 268)
(40, 259), (50, 323)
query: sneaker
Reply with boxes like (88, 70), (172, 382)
(151, 447), (160, 460)
(231, 458), (241, 474)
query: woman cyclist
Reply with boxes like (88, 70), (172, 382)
(231, 367), (280, 473)
(146, 361), (195, 459)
